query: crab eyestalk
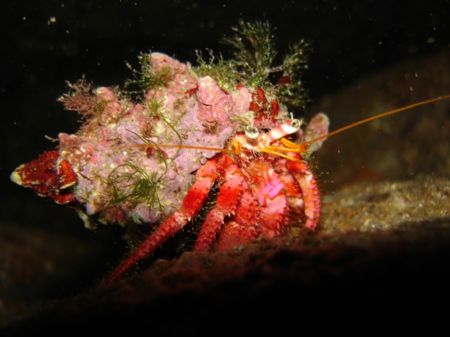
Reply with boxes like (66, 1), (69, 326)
(10, 150), (78, 205)
(256, 117), (322, 161)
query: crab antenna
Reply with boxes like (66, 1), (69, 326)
(144, 143), (233, 154)
(126, 128), (234, 154)
(301, 93), (450, 149)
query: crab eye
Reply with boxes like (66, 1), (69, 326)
(290, 118), (302, 131)
(245, 125), (259, 139)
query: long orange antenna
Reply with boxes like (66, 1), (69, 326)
(132, 94), (450, 160)
(302, 93), (450, 149)
(141, 143), (233, 154)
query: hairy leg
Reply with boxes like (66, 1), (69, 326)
(216, 190), (260, 250)
(105, 158), (219, 285)
(286, 159), (320, 230)
(194, 163), (244, 251)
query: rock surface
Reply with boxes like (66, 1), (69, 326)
(2, 175), (449, 335)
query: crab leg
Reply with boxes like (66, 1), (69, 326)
(286, 159), (320, 230)
(216, 190), (260, 250)
(274, 158), (305, 220)
(194, 164), (244, 252)
(105, 158), (219, 285)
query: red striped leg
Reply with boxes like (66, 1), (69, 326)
(286, 159), (320, 230)
(274, 159), (305, 221)
(105, 159), (218, 285)
(194, 164), (244, 252)
(216, 190), (260, 250)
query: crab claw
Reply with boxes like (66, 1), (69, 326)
(10, 150), (78, 205)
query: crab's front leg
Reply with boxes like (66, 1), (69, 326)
(105, 157), (220, 285)
(194, 160), (245, 252)
(217, 160), (289, 250)
(286, 159), (320, 230)
(216, 190), (260, 250)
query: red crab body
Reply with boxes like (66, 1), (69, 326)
(106, 121), (322, 284)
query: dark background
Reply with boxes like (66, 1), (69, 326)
(1, 0), (449, 245)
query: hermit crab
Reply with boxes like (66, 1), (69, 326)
(11, 21), (333, 283)
(11, 44), (329, 281)
(11, 21), (448, 284)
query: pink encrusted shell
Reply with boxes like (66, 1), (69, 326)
(57, 53), (294, 227)
(14, 52), (329, 229)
